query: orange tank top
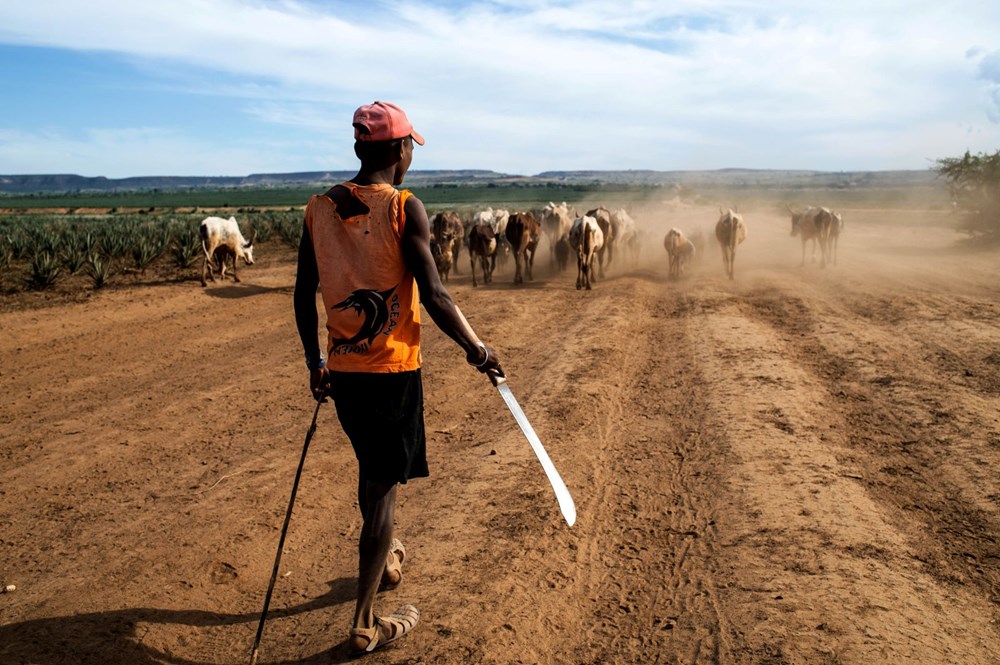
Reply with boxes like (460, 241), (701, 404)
(304, 182), (421, 372)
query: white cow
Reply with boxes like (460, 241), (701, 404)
(491, 208), (511, 271)
(200, 216), (255, 287)
(829, 211), (844, 266)
(471, 207), (510, 272)
(584, 206), (614, 278)
(540, 202), (574, 270)
(715, 208), (746, 280)
(569, 215), (604, 290)
(610, 208), (639, 268)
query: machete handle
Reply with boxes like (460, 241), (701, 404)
(486, 367), (507, 387)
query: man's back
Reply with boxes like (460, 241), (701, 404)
(305, 183), (421, 372)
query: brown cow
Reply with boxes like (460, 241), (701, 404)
(788, 206), (834, 268)
(554, 233), (571, 273)
(467, 224), (497, 287)
(504, 211), (541, 285)
(431, 234), (455, 282)
(715, 208), (747, 280)
(431, 211), (464, 273)
(663, 228), (695, 280)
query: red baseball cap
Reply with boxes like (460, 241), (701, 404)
(352, 101), (425, 146)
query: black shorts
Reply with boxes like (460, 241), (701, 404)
(329, 369), (428, 484)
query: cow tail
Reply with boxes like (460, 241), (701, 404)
(199, 223), (212, 261)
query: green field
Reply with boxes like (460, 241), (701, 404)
(0, 181), (951, 212)
(0, 183), (645, 210)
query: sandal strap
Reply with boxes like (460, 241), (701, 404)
(381, 539), (406, 587)
(375, 604), (420, 645)
(348, 624), (379, 653)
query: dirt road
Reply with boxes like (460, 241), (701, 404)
(1, 205), (998, 664)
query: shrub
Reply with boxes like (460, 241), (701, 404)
(131, 236), (163, 273)
(101, 231), (130, 259)
(935, 149), (1000, 236)
(277, 217), (302, 249)
(170, 225), (203, 268)
(62, 245), (88, 275)
(0, 241), (11, 274)
(61, 234), (88, 274)
(80, 231), (98, 256)
(8, 230), (30, 260)
(26, 252), (62, 290)
(250, 217), (272, 243)
(26, 227), (61, 257)
(85, 254), (114, 289)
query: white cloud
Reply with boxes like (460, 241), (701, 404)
(2, 1), (1000, 173)
(975, 49), (1000, 122)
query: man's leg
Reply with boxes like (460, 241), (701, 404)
(352, 474), (397, 630)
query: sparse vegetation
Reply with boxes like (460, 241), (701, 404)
(276, 215), (303, 249)
(61, 234), (89, 274)
(170, 224), (203, 268)
(26, 251), (62, 290)
(130, 235), (165, 273)
(0, 240), (11, 279)
(84, 254), (114, 289)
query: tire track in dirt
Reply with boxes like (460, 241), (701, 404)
(341, 272), (736, 665)
(522, 280), (731, 665)
(696, 269), (999, 664)
(598, 284), (726, 665)
(737, 279), (1000, 612)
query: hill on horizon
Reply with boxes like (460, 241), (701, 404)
(0, 168), (940, 195)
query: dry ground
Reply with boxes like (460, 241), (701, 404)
(1, 202), (999, 664)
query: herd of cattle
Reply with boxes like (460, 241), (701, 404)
(196, 203), (845, 288)
(432, 202), (645, 291)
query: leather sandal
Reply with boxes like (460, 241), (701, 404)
(380, 538), (406, 589)
(348, 604), (419, 655)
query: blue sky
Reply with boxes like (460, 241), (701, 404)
(1, 0), (999, 177)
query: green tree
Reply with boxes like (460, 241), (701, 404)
(934, 149), (1000, 236)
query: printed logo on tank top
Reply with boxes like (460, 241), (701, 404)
(329, 285), (402, 356)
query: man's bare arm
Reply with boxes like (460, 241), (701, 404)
(402, 195), (501, 371)
(293, 222), (323, 361)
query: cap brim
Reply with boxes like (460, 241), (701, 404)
(410, 130), (425, 146)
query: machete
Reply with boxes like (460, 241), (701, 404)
(489, 370), (576, 527)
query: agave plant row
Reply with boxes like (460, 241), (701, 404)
(0, 210), (303, 292)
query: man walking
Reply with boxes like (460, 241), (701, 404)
(294, 100), (501, 655)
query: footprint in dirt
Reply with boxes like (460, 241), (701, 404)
(209, 561), (238, 584)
